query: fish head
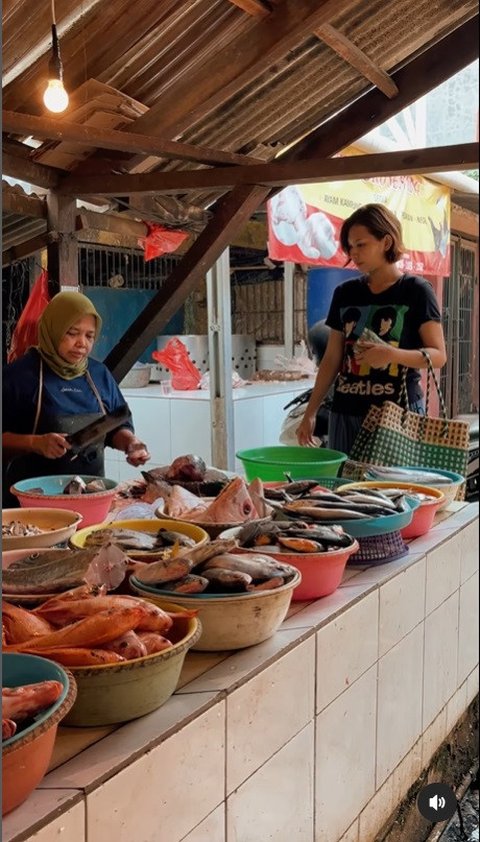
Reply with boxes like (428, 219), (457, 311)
(204, 477), (259, 523)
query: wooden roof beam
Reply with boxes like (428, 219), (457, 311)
(2, 139), (61, 190)
(2, 111), (262, 168)
(58, 143), (478, 196)
(227, 0), (398, 98)
(314, 24), (398, 98)
(2, 183), (47, 219)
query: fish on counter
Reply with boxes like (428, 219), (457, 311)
(63, 476), (108, 495)
(2, 680), (64, 737)
(2, 544), (129, 594)
(3, 594), (184, 667)
(165, 454), (207, 482)
(83, 526), (196, 554)
(262, 484), (410, 524)
(133, 538), (297, 595)
(365, 466), (454, 484)
(164, 476), (262, 525)
(142, 455), (230, 496)
(235, 520), (353, 554)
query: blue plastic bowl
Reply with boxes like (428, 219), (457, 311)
(11, 475), (118, 496)
(2, 653), (71, 749)
(310, 496), (421, 538)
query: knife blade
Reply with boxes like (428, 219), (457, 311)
(66, 407), (132, 453)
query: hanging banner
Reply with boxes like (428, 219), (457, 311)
(267, 155), (451, 275)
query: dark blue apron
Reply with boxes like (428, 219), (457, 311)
(3, 359), (107, 507)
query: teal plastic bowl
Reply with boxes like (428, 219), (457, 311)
(236, 446), (347, 482)
(2, 653), (71, 748)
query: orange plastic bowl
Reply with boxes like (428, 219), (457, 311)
(219, 527), (359, 601)
(2, 654), (77, 815)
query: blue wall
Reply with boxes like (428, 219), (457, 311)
(306, 268), (362, 328)
(85, 288), (184, 363)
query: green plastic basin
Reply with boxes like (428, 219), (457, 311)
(236, 446), (347, 482)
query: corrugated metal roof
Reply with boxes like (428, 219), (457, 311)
(2, 0), (478, 252)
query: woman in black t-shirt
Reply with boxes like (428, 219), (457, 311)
(296, 203), (447, 455)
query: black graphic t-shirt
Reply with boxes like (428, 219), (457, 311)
(325, 274), (441, 417)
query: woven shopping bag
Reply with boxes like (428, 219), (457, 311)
(343, 350), (470, 491)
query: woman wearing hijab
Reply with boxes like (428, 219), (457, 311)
(2, 291), (150, 503)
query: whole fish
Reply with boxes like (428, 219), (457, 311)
(15, 647), (125, 666)
(137, 632), (173, 654)
(84, 528), (166, 551)
(247, 577), (285, 591)
(201, 553), (290, 580)
(279, 527), (352, 548)
(8, 606), (144, 651)
(104, 630), (147, 660)
(156, 574), (209, 594)
(283, 504), (371, 521)
(365, 466), (453, 484)
(202, 568), (253, 590)
(2, 545), (128, 594)
(2, 680), (63, 723)
(133, 556), (193, 586)
(2, 602), (53, 644)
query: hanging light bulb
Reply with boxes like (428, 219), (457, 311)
(43, 0), (69, 113)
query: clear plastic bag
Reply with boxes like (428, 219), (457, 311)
(279, 404), (321, 446)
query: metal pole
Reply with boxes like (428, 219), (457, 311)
(283, 261), (295, 359)
(206, 248), (235, 470)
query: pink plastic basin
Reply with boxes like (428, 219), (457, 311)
(400, 497), (444, 539)
(11, 475), (119, 528)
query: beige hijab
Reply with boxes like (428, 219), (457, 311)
(37, 291), (102, 380)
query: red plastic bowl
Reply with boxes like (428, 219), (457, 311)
(11, 475), (119, 528)
(219, 527), (359, 601)
(400, 496), (444, 539)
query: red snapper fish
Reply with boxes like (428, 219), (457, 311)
(187, 477), (259, 524)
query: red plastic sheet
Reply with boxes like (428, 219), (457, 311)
(7, 269), (50, 362)
(139, 223), (188, 262)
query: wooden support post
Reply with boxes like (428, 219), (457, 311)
(46, 194), (78, 293)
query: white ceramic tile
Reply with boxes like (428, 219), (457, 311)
(466, 665), (479, 704)
(281, 584), (374, 631)
(181, 805), (225, 842)
(460, 521), (479, 584)
(338, 820), (359, 842)
(315, 666), (377, 842)
(227, 637), (315, 793)
(360, 738), (422, 842)
(422, 707), (447, 768)
(343, 552), (426, 588)
(425, 540), (461, 615)
(170, 399), (212, 464)
(423, 593), (459, 728)
(2, 792), (84, 842)
(446, 682), (468, 735)
(126, 395), (172, 465)
(87, 703), (225, 842)
(377, 624), (424, 786)
(316, 591), (379, 713)
(227, 723), (314, 842)
(379, 559), (426, 657)
(457, 572), (479, 685)
(177, 629), (310, 694)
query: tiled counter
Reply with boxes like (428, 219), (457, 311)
(4, 503), (478, 842)
(104, 381), (314, 481)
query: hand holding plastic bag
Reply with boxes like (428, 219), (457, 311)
(152, 338), (202, 390)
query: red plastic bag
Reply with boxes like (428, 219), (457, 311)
(152, 338), (202, 391)
(138, 223), (189, 262)
(7, 269), (50, 363)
